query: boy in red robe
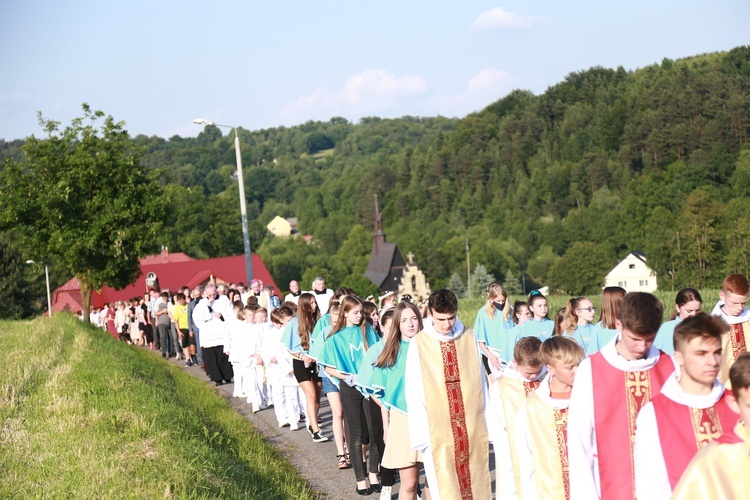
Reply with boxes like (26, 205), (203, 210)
(634, 313), (737, 499)
(568, 292), (675, 500)
(671, 352), (750, 498)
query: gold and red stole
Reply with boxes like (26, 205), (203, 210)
(652, 391), (737, 489)
(497, 372), (542, 498)
(671, 422), (750, 499)
(416, 328), (492, 500)
(524, 392), (570, 500)
(719, 321), (750, 387)
(590, 350), (673, 500)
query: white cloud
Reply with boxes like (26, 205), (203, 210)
(280, 69), (426, 124)
(470, 7), (541, 31)
(0, 91), (30, 103)
(426, 68), (518, 117)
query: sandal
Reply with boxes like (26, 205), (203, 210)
(337, 454), (349, 469)
(345, 453), (351, 466)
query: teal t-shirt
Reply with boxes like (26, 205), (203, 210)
(586, 322), (618, 355)
(513, 318), (554, 342)
(653, 318), (680, 355)
(319, 324), (379, 375)
(473, 307), (516, 363)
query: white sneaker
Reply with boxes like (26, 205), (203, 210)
(290, 422), (299, 431)
(379, 485), (392, 500)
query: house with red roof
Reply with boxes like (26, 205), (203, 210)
(52, 249), (278, 312)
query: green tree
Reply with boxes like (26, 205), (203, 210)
(548, 242), (612, 295)
(471, 264), (495, 298)
(447, 272), (466, 298)
(0, 104), (168, 316)
(0, 237), (26, 319)
(504, 269), (523, 295)
(677, 189), (722, 288)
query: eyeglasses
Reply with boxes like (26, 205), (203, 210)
(577, 307), (596, 312)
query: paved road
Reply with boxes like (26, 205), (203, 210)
(174, 358), (496, 499)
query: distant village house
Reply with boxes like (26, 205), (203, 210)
(603, 251), (657, 293)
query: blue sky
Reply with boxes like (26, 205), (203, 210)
(1, 1), (748, 141)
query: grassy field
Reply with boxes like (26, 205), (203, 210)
(0, 314), (320, 499)
(457, 289), (721, 327)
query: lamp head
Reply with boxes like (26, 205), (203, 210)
(193, 118), (214, 125)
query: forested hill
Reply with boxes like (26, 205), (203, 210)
(3, 46), (750, 297)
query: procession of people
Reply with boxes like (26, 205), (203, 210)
(84, 273), (750, 499)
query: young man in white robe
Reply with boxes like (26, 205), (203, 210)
(487, 336), (546, 499)
(634, 313), (736, 499)
(567, 292), (676, 500)
(710, 273), (750, 387)
(405, 289), (491, 500)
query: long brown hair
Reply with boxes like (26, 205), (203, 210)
(297, 293), (319, 350)
(599, 287), (625, 329)
(328, 295), (370, 350)
(375, 302), (423, 368)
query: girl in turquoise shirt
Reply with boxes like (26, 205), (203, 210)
(586, 286), (625, 355)
(654, 288), (703, 354)
(560, 296), (596, 351)
(513, 292), (554, 342)
(475, 283), (515, 374)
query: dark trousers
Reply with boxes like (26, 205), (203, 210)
(158, 323), (172, 355)
(341, 382), (380, 482)
(363, 397), (390, 485)
(203, 345), (233, 383)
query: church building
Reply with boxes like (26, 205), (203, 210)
(364, 195), (431, 301)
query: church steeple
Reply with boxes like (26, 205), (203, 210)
(373, 194), (386, 246)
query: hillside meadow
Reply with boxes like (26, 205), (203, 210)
(0, 314), (319, 498)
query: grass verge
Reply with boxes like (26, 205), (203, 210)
(0, 314), (320, 499)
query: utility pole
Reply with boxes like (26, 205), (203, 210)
(466, 237), (471, 298)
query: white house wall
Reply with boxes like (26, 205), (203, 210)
(604, 254), (657, 293)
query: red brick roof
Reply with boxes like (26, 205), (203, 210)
(52, 253), (277, 312)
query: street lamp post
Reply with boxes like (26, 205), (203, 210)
(26, 259), (52, 317)
(193, 119), (253, 285)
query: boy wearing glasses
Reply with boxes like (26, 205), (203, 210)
(568, 292), (676, 500)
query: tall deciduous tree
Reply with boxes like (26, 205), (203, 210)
(0, 104), (168, 316)
(548, 242), (612, 295)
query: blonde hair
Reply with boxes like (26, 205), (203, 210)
(484, 282), (511, 321)
(541, 336), (586, 366)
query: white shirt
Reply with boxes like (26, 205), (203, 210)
(191, 298), (228, 348)
(309, 288), (334, 315)
(634, 373), (726, 500)
(567, 334), (676, 500)
(284, 292), (301, 305)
